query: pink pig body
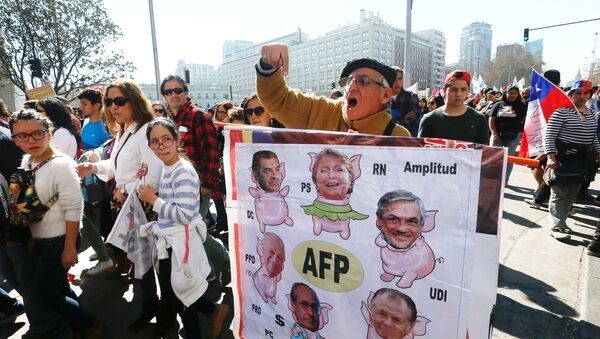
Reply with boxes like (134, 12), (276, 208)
(249, 186), (293, 234)
(252, 268), (281, 304)
(312, 198), (351, 240)
(376, 234), (435, 289)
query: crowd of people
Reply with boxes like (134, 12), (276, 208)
(0, 40), (599, 338)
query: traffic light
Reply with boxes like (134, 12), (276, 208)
(523, 28), (529, 42)
(28, 58), (43, 78)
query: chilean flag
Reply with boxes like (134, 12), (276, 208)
(518, 70), (574, 157)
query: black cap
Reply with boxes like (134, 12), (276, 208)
(340, 58), (396, 89)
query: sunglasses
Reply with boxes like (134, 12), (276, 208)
(244, 106), (265, 116)
(338, 74), (386, 88)
(104, 97), (129, 107)
(162, 88), (186, 96)
(153, 108), (165, 113)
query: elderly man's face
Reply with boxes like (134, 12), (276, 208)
(344, 67), (392, 121)
(370, 296), (415, 339)
(256, 157), (282, 192)
(292, 285), (319, 332)
(377, 200), (422, 249)
(261, 235), (285, 277)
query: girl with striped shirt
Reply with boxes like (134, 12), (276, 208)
(137, 118), (228, 338)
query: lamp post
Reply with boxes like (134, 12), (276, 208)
(589, 32), (598, 80)
(403, 0), (412, 86)
(148, 0), (161, 100)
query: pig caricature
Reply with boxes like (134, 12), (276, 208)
(361, 289), (430, 339)
(288, 283), (333, 339)
(250, 233), (285, 304)
(375, 190), (440, 289)
(301, 148), (368, 240)
(249, 151), (293, 234)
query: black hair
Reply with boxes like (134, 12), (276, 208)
(160, 74), (188, 95)
(37, 97), (81, 146)
(251, 150), (278, 175)
(146, 117), (180, 141)
(0, 98), (10, 118)
(9, 109), (54, 133)
(77, 88), (103, 106)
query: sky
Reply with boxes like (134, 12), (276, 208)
(102, 0), (600, 85)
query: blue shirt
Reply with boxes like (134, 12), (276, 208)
(81, 118), (111, 150)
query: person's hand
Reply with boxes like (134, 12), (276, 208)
(546, 154), (558, 170)
(137, 185), (157, 205)
(260, 43), (289, 76)
(61, 247), (78, 269)
(114, 188), (127, 203)
(76, 162), (96, 178)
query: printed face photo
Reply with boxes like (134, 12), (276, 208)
(370, 294), (415, 339)
(292, 284), (320, 332)
(315, 155), (352, 200)
(256, 156), (282, 193)
(376, 200), (423, 249)
(261, 233), (285, 277)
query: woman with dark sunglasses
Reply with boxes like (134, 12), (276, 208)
(241, 93), (284, 127)
(76, 79), (163, 331)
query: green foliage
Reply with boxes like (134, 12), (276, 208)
(0, 0), (135, 98)
(481, 44), (544, 88)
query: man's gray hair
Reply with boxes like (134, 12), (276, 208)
(376, 190), (426, 226)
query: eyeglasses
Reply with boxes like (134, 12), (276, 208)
(338, 74), (386, 88)
(162, 88), (186, 96)
(244, 106), (265, 116)
(216, 110), (227, 115)
(104, 97), (129, 107)
(148, 137), (175, 150)
(153, 108), (165, 113)
(12, 129), (48, 142)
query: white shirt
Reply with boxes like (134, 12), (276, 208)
(95, 122), (162, 194)
(52, 127), (77, 159)
(25, 153), (83, 238)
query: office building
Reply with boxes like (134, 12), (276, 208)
(218, 11), (446, 103)
(525, 38), (543, 60)
(459, 22), (492, 75)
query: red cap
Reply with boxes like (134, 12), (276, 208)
(445, 70), (471, 86)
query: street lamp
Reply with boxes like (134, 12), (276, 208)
(589, 32), (598, 80)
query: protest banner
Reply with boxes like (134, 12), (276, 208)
(224, 127), (505, 339)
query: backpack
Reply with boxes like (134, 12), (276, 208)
(9, 156), (58, 227)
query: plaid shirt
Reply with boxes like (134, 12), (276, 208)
(390, 88), (422, 137)
(171, 100), (219, 190)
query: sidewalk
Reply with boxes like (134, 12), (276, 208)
(493, 165), (600, 338)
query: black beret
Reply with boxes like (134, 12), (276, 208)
(340, 58), (396, 89)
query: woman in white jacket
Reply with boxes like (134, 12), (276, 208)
(138, 118), (228, 339)
(76, 79), (163, 331)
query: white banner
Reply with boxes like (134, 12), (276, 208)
(224, 128), (502, 339)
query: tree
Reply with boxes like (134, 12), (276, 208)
(0, 0), (135, 98)
(481, 44), (544, 88)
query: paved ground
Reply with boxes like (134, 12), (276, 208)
(1, 164), (599, 338)
(492, 166), (600, 339)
